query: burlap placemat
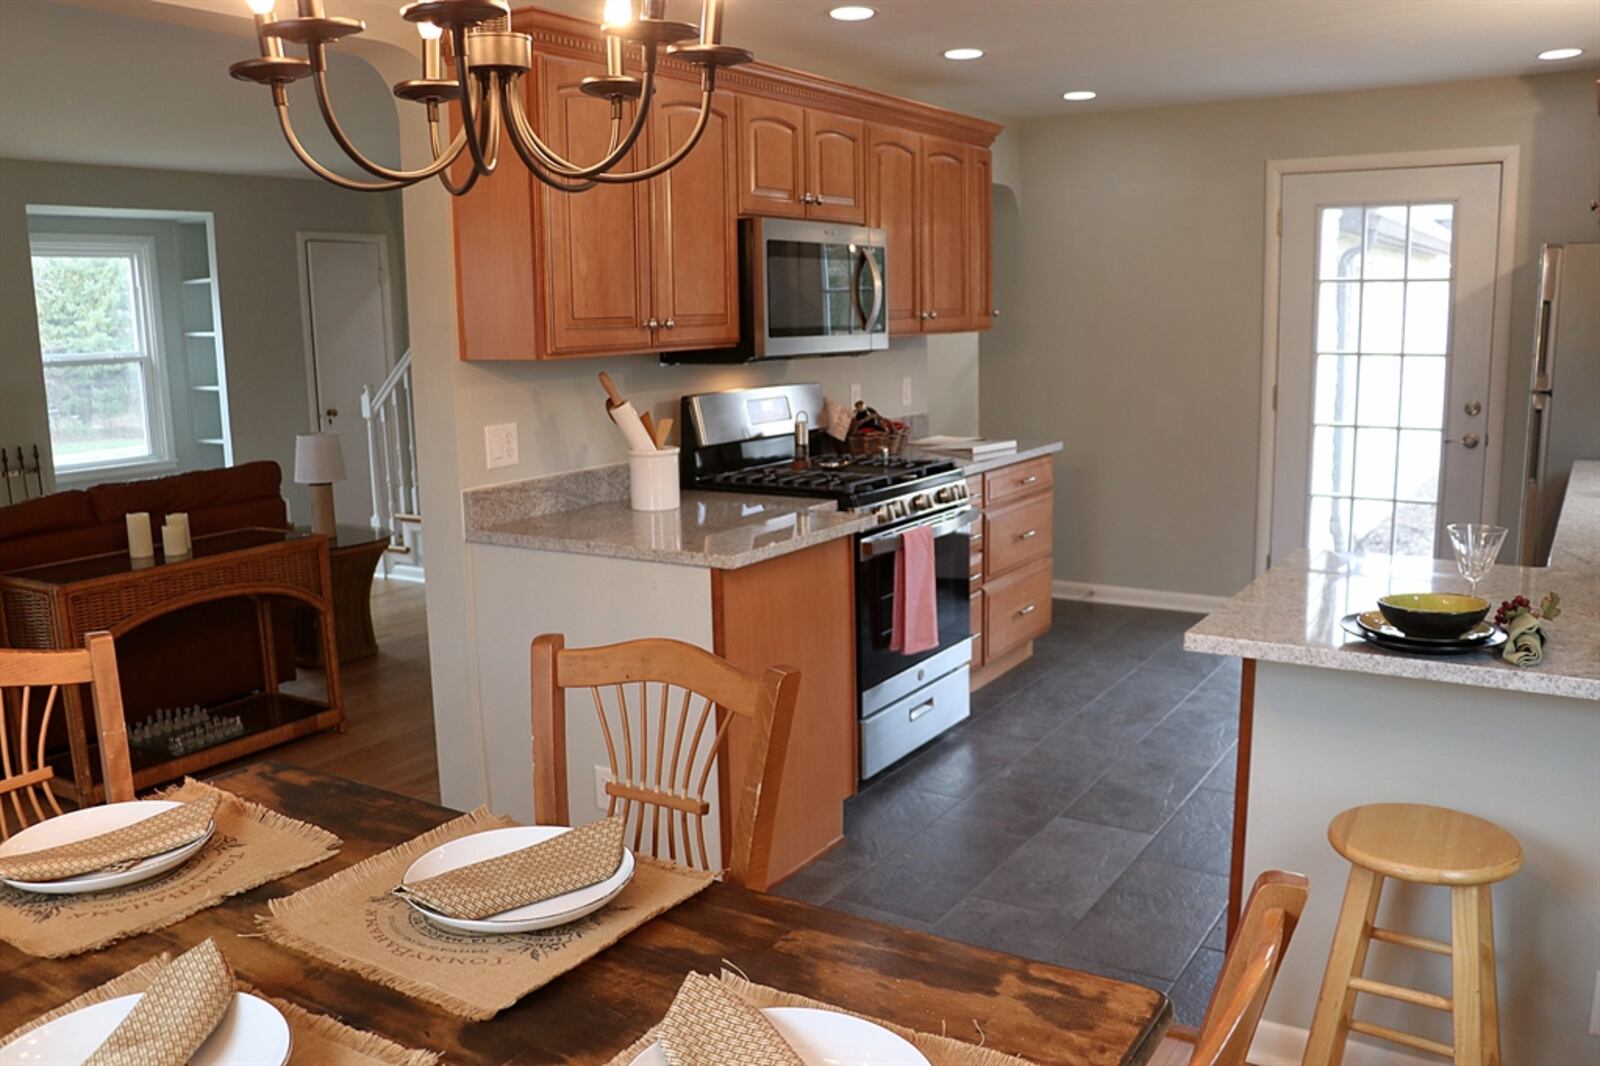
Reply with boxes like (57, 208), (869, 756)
(3, 951), (441, 1066)
(260, 807), (718, 1020)
(605, 971), (1039, 1066)
(0, 779), (340, 958)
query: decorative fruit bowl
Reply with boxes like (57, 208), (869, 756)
(1377, 593), (1491, 639)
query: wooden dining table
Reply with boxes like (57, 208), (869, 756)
(1, 762), (1172, 1064)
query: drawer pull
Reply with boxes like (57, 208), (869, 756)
(1017, 603), (1037, 617)
(908, 699), (937, 722)
(1019, 529), (1037, 540)
(1019, 475), (1038, 485)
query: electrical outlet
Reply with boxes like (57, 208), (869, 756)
(1590, 971), (1600, 1035)
(593, 765), (614, 811)
(901, 376), (912, 406)
(850, 382), (862, 405)
(484, 423), (519, 469)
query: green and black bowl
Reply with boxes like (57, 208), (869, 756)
(1377, 593), (1491, 640)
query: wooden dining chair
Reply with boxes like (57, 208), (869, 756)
(0, 631), (135, 838)
(530, 634), (800, 892)
(1174, 870), (1310, 1066)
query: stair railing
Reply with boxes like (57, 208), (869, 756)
(359, 349), (417, 546)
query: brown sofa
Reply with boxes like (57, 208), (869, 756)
(0, 461), (297, 719)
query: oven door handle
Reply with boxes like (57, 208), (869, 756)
(859, 507), (977, 560)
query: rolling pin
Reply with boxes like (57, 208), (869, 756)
(598, 372), (656, 452)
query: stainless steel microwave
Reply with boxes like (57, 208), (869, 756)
(662, 217), (889, 364)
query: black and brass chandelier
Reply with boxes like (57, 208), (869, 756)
(229, 0), (752, 195)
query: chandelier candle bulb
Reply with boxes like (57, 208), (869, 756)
(606, 34), (624, 77)
(700, 0), (723, 46)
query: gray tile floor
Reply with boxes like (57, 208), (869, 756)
(773, 602), (1239, 1028)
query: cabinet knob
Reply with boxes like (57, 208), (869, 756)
(929, 310), (939, 319)
(919, 311), (930, 320)
(991, 308), (1000, 317)
(1020, 529), (1037, 540)
(1017, 603), (1037, 617)
(1020, 474), (1038, 485)
(664, 319), (675, 329)
(646, 318), (660, 330)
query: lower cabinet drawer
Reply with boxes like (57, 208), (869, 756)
(969, 589), (986, 668)
(859, 659), (971, 779)
(985, 556), (1052, 658)
(985, 495), (1052, 578)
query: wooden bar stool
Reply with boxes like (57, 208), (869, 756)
(1302, 803), (1522, 1066)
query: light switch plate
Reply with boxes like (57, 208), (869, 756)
(593, 765), (614, 811)
(484, 422), (519, 469)
(850, 383), (862, 405)
(902, 376), (912, 406)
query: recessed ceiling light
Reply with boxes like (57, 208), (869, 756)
(829, 6), (875, 21)
(1537, 47), (1584, 61)
(1061, 90), (1097, 101)
(942, 47), (985, 61)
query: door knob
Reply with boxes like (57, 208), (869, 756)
(1464, 400), (1482, 416)
(1446, 432), (1482, 449)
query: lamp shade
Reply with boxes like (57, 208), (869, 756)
(294, 432), (346, 484)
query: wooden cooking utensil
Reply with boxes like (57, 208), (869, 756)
(597, 371), (657, 452)
(640, 411), (657, 443)
(654, 417), (674, 448)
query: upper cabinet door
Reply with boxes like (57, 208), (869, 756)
(920, 134), (976, 332)
(650, 78), (740, 351)
(537, 54), (653, 357)
(737, 95), (806, 218)
(972, 147), (994, 328)
(806, 110), (866, 224)
(865, 124), (921, 333)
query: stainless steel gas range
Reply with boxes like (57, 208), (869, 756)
(680, 384), (974, 779)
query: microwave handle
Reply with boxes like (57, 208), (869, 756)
(861, 248), (885, 334)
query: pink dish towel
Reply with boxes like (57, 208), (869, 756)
(890, 523), (940, 655)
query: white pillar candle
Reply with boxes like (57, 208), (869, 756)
(125, 512), (154, 559)
(168, 512), (191, 553)
(161, 523), (189, 560)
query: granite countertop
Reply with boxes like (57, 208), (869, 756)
(904, 439), (1063, 477)
(463, 465), (874, 569)
(1185, 461), (1600, 700)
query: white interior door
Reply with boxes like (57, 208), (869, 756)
(304, 236), (392, 529)
(1270, 164), (1503, 563)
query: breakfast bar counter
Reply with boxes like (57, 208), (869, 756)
(1183, 473), (1599, 1063)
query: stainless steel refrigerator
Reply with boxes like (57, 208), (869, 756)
(1518, 242), (1600, 565)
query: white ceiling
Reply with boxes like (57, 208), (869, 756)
(689, 0), (1600, 119)
(0, 0), (1594, 178)
(0, 0), (400, 179)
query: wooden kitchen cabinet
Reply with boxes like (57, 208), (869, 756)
(736, 98), (865, 223)
(451, 7), (1002, 360)
(968, 454), (1055, 687)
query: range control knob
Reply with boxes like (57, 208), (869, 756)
(910, 494), (932, 512)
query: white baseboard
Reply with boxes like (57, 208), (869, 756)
(1249, 1021), (1438, 1066)
(1052, 580), (1229, 615)
(382, 562), (426, 583)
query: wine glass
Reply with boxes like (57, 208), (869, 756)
(1446, 523), (1507, 597)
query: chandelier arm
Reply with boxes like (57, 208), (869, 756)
(428, 105), (481, 197)
(501, 56), (658, 179)
(272, 89), (418, 191)
(451, 27), (499, 177)
(583, 86), (714, 184)
(308, 54), (468, 182)
(499, 80), (615, 190)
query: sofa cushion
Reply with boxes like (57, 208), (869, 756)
(0, 489), (94, 539)
(0, 525), (124, 575)
(86, 461), (283, 525)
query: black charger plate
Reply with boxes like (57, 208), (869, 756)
(1340, 613), (1507, 656)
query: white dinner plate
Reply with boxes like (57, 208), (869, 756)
(0, 991), (291, 1066)
(628, 1007), (931, 1066)
(399, 825), (636, 935)
(0, 801), (215, 895)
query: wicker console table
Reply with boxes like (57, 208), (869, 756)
(0, 528), (344, 804)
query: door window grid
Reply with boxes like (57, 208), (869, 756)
(29, 234), (172, 478)
(1306, 203), (1454, 556)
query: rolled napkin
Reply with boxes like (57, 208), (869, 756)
(1503, 612), (1549, 667)
(0, 793), (219, 883)
(657, 972), (804, 1066)
(85, 938), (234, 1066)
(393, 815), (626, 921)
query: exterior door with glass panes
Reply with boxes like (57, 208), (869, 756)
(1270, 164), (1503, 563)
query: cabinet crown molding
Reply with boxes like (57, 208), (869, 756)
(507, 5), (1004, 148)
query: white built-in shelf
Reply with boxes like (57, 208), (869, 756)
(196, 437), (227, 446)
(191, 384), (221, 393)
(182, 277), (213, 286)
(184, 331), (217, 338)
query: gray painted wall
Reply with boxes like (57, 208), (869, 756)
(980, 68), (1600, 599)
(0, 159), (408, 518)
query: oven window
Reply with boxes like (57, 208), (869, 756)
(766, 240), (874, 338)
(855, 526), (972, 693)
